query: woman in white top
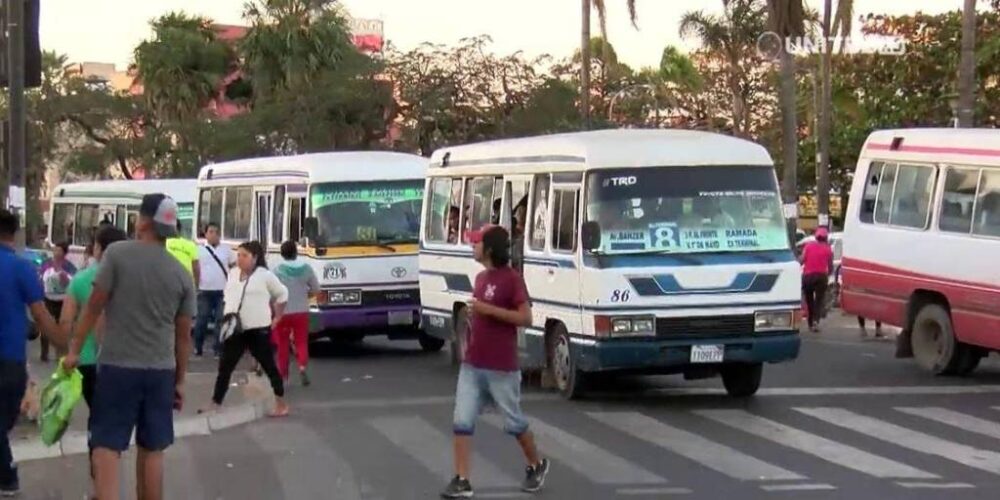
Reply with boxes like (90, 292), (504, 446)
(207, 241), (290, 417)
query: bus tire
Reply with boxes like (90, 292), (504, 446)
(550, 324), (586, 400)
(450, 307), (470, 366)
(419, 332), (446, 352)
(720, 363), (763, 398)
(954, 349), (983, 376)
(911, 303), (968, 375)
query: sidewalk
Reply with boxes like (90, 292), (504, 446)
(11, 343), (274, 463)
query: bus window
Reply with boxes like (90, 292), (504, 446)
(272, 186), (286, 244)
(490, 177), (504, 224)
(529, 175), (550, 251)
(873, 164), (897, 225)
(939, 167), (978, 234)
(224, 186), (252, 240)
(974, 170), (1000, 238)
(462, 177), (494, 243)
(859, 162), (883, 223)
(199, 188), (225, 234)
(288, 197), (306, 243)
(74, 204), (100, 247)
(51, 203), (75, 245)
(426, 178), (455, 243)
(889, 164), (935, 229)
(551, 189), (579, 253)
(115, 206), (126, 231)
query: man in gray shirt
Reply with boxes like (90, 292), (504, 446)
(66, 193), (195, 500)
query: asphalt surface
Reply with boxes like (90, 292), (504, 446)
(16, 313), (1000, 500)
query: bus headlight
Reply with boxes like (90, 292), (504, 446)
(754, 310), (798, 332)
(609, 316), (655, 336)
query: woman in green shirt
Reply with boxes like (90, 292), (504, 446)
(60, 226), (127, 409)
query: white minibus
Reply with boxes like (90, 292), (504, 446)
(196, 152), (438, 347)
(49, 179), (197, 267)
(419, 129), (801, 398)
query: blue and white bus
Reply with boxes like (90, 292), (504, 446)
(419, 130), (801, 398)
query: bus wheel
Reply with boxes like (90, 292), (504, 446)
(720, 363), (763, 398)
(450, 308), (470, 366)
(550, 324), (586, 400)
(419, 332), (446, 352)
(911, 303), (974, 375)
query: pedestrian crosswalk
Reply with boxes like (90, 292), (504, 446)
(20, 402), (1000, 498)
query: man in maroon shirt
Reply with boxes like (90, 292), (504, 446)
(441, 225), (549, 499)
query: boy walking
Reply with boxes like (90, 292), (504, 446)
(442, 225), (549, 499)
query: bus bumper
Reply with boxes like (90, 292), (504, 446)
(309, 305), (421, 336)
(572, 333), (800, 373)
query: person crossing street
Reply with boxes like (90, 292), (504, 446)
(442, 225), (549, 499)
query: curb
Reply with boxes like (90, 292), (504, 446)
(12, 381), (272, 464)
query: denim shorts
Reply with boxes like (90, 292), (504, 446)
(90, 365), (175, 452)
(453, 364), (529, 437)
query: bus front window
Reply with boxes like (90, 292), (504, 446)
(586, 166), (788, 255)
(309, 180), (424, 247)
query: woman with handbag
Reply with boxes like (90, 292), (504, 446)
(205, 241), (290, 417)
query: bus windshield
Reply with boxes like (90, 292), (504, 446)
(585, 166), (788, 255)
(310, 180), (423, 247)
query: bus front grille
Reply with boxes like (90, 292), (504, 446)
(655, 315), (755, 337)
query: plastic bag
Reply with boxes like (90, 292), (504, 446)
(38, 360), (83, 446)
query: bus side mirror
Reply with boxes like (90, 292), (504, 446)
(304, 217), (319, 241)
(581, 221), (601, 252)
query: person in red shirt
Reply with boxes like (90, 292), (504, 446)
(442, 225), (549, 499)
(800, 227), (835, 332)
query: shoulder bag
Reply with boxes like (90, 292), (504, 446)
(218, 268), (255, 344)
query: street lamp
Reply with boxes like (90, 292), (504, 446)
(608, 84), (660, 126)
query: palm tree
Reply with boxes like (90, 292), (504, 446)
(680, 0), (769, 137)
(817, 0), (853, 226)
(762, 0), (806, 238)
(581, 0), (637, 128)
(957, 0), (976, 127)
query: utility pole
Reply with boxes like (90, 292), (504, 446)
(817, 0), (832, 229)
(6, 0), (26, 249)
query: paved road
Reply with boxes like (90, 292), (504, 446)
(17, 315), (1000, 499)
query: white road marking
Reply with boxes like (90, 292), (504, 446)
(588, 411), (804, 481)
(759, 483), (837, 491)
(897, 407), (1000, 441)
(796, 407), (1000, 476)
(483, 414), (668, 486)
(696, 409), (937, 479)
(370, 415), (516, 488)
(297, 385), (1000, 410)
(616, 487), (693, 495)
(248, 420), (362, 500)
(895, 482), (976, 489)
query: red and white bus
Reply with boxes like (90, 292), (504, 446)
(842, 128), (1000, 376)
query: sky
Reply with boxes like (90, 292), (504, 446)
(41, 0), (963, 71)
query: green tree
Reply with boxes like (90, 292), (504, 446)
(133, 13), (232, 122)
(240, 0), (358, 99)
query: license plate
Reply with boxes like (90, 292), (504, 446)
(388, 311), (413, 326)
(690, 345), (724, 363)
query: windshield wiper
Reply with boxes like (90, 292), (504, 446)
(321, 240), (397, 252)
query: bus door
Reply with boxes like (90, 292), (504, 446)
(254, 189), (273, 247)
(502, 175), (536, 366)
